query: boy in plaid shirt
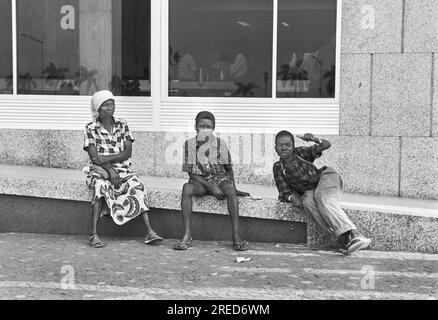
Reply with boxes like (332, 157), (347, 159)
(273, 130), (371, 254)
(173, 111), (250, 251)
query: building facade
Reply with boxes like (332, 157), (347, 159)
(0, 0), (436, 200)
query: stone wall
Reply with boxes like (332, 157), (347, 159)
(338, 0), (438, 199)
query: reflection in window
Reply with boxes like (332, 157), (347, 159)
(17, 0), (150, 96)
(277, 0), (337, 98)
(0, 0), (12, 94)
(169, 0), (273, 98)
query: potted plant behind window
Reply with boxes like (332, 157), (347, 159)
(43, 62), (68, 94)
(277, 55), (309, 97)
(121, 77), (141, 96)
(5, 74), (13, 93)
(323, 64), (336, 98)
(5, 73), (38, 94)
(75, 66), (99, 95)
(17, 73), (36, 94)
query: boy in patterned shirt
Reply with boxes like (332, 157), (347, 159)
(273, 130), (371, 254)
(173, 111), (250, 251)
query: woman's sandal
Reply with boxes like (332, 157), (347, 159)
(144, 233), (164, 245)
(88, 234), (103, 248)
(233, 240), (249, 251)
(173, 238), (193, 250)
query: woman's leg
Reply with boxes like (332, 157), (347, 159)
(141, 212), (154, 235)
(91, 198), (103, 235)
(180, 181), (207, 243)
(141, 211), (164, 243)
(141, 200), (163, 243)
(218, 180), (242, 244)
(89, 198), (104, 247)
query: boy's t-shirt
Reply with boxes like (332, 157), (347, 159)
(182, 135), (233, 183)
(273, 145), (327, 200)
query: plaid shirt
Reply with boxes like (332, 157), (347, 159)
(83, 117), (135, 173)
(273, 145), (326, 200)
(182, 135), (232, 183)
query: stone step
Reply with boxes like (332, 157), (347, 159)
(0, 165), (437, 253)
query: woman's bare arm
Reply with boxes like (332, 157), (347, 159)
(93, 140), (133, 165)
(87, 145), (121, 187)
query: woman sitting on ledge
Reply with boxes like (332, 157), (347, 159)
(83, 90), (163, 248)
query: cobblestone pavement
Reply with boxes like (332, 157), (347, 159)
(0, 233), (437, 300)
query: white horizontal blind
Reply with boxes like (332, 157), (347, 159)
(160, 100), (339, 134)
(0, 96), (153, 131)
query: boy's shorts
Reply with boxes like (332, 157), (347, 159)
(206, 175), (233, 186)
(189, 175), (234, 194)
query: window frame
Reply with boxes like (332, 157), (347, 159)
(0, 0), (342, 134)
(162, 0), (342, 104)
(1, 0), (155, 131)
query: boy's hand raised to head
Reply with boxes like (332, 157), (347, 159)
(297, 133), (316, 142)
(297, 133), (331, 152)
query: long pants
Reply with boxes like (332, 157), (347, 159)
(302, 167), (356, 240)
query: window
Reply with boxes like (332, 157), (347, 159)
(16, 0), (151, 96)
(168, 0), (338, 99)
(277, 0), (337, 98)
(168, 0), (273, 98)
(0, 0), (12, 94)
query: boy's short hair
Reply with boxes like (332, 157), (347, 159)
(275, 130), (294, 145)
(195, 111), (216, 129)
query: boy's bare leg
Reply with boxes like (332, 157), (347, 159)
(219, 180), (242, 244)
(180, 181), (207, 243)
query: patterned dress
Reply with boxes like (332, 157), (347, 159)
(83, 117), (149, 225)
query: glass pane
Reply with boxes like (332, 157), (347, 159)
(17, 0), (150, 96)
(0, 0), (12, 94)
(169, 0), (273, 98)
(277, 0), (337, 98)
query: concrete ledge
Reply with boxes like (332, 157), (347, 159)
(0, 165), (437, 253)
(2, 129), (437, 200)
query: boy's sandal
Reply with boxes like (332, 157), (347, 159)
(233, 240), (249, 251)
(88, 234), (103, 248)
(144, 234), (164, 245)
(173, 239), (193, 250)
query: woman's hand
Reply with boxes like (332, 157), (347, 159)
(108, 169), (121, 188)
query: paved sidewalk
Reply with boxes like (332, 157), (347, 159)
(0, 233), (437, 300)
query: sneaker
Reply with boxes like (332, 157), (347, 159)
(346, 236), (371, 254)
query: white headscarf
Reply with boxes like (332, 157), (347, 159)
(90, 90), (115, 121)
